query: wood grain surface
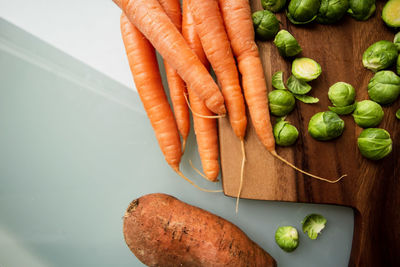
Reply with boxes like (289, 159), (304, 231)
(219, 1), (400, 266)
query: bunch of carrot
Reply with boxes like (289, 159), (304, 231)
(116, 0), (344, 201)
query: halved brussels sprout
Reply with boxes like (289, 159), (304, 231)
(273, 120), (299, 146)
(275, 226), (299, 252)
(362, 40), (398, 72)
(268, 89), (296, 116)
(347, 0), (376, 21)
(272, 71), (287, 90)
(317, 0), (349, 24)
(252, 10), (280, 41)
(357, 128), (392, 160)
(382, 0), (400, 28)
(302, 214), (327, 240)
(294, 94), (319, 104)
(262, 0), (287, 13)
(328, 82), (356, 107)
(352, 100), (384, 128)
(287, 0), (321, 24)
(367, 71), (400, 105)
(328, 103), (356, 115)
(308, 111), (345, 141)
(292, 58), (322, 82)
(287, 75), (312, 94)
(394, 32), (400, 51)
(273, 30), (302, 57)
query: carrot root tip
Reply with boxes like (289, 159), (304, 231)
(184, 93), (225, 119)
(235, 140), (246, 214)
(174, 169), (222, 193)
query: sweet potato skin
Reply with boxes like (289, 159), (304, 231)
(123, 193), (276, 267)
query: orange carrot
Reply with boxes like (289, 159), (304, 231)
(187, 0), (247, 140)
(158, 0), (190, 152)
(120, 13), (220, 192)
(113, 0), (226, 115)
(182, 0), (219, 181)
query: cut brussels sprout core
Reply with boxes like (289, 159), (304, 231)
(328, 82), (356, 107)
(347, 0), (376, 21)
(292, 58), (322, 82)
(268, 90), (296, 116)
(302, 214), (327, 240)
(382, 0), (400, 28)
(367, 71), (400, 105)
(273, 30), (302, 57)
(362, 40), (398, 72)
(294, 94), (319, 104)
(272, 71), (287, 90)
(328, 103), (356, 115)
(287, 0), (320, 24)
(394, 32), (400, 51)
(273, 120), (299, 146)
(317, 0), (349, 24)
(262, 0), (287, 13)
(252, 10), (280, 41)
(308, 111), (345, 141)
(275, 226), (299, 252)
(352, 100), (384, 128)
(287, 75), (312, 94)
(358, 128), (392, 160)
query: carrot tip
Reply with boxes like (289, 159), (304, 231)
(188, 159), (219, 182)
(270, 150), (346, 183)
(174, 169), (222, 193)
(235, 140), (246, 214)
(182, 138), (187, 154)
(184, 93), (225, 119)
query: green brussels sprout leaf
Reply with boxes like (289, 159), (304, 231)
(397, 55), (400, 76)
(268, 89), (296, 116)
(287, 75), (312, 95)
(252, 10), (280, 41)
(292, 57), (322, 82)
(287, 0), (320, 24)
(362, 40), (398, 72)
(317, 0), (349, 24)
(382, 0), (400, 28)
(294, 94), (320, 104)
(308, 111), (345, 141)
(273, 120), (299, 146)
(273, 30), (302, 57)
(396, 109), (400, 120)
(347, 0), (376, 21)
(358, 128), (392, 160)
(272, 71), (287, 90)
(275, 226), (299, 252)
(352, 100), (384, 128)
(367, 71), (400, 105)
(328, 82), (356, 107)
(394, 32), (400, 52)
(302, 214), (327, 240)
(328, 103), (356, 115)
(262, 0), (287, 13)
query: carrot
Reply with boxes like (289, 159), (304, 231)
(182, 0), (219, 181)
(187, 0), (247, 140)
(217, 0), (345, 189)
(120, 13), (220, 193)
(113, 0), (226, 115)
(158, 0), (190, 152)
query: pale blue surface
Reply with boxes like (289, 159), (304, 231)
(0, 19), (354, 267)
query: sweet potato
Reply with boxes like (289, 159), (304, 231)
(123, 193), (276, 267)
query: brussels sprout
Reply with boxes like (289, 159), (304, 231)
(394, 32), (400, 51)
(352, 100), (384, 128)
(396, 109), (400, 119)
(367, 71), (400, 105)
(252, 10), (280, 41)
(287, 75), (312, 94)
(357, 128), (392, 160)
(328, 103), (356, 115)
(294, 94), (320, 104)
(262, 0), (287, 13)
(275, 226), (299, 252)
(328, 82), (356, 107)
(362, 40), (398, 72)
(347, 0), (376, 21)
(273, 120), (299, 146)
(272, 71), (287, 90)
(268, 89), (296, 116)
(317, 0), (349, 24)
(397, 55), (400, 75)
(302, 214), (327, 240)
(273, 30), (302, 57)
(382, 0), (400, 28)
(292, 58), (322, 82)
(308, 111), (345, 141)
(287, 0), (321, 24)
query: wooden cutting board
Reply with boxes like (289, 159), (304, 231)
(220, 1), (400, 266)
